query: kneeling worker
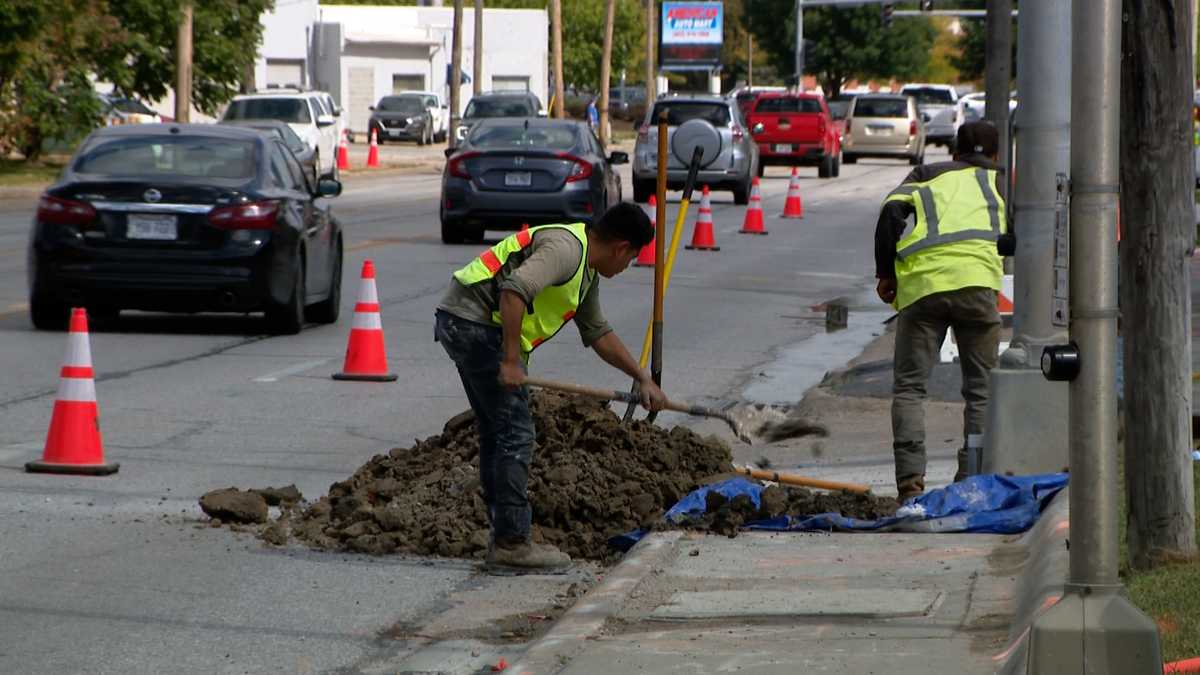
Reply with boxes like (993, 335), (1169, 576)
(435, 203), (668, 572)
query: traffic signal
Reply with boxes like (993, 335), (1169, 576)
(920, 1), (934, 11)
(881, 3), (894, 27)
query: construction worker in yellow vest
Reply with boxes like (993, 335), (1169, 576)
(874, 121), (1007, 501)
(436, 203), (667, 572)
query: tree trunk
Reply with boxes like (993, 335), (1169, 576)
(473, 0), (483, 96)
(450, 0), (464, 145)
(645, 0), (656, 103)
(550, 0), (564, 118)
(598, 0), (616, 146)
(1120, 0), (1199, 570)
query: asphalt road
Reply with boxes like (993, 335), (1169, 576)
(0, 153), (928, 673)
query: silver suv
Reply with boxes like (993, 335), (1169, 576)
(632, 95), (759, 204)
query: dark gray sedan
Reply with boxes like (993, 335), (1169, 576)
(439, 119), (627, 244)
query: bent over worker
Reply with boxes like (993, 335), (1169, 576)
(874, 121), (1007, 501)
(435, 203), (668, 572)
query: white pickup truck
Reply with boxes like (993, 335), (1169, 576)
(397, 90), (449, 143)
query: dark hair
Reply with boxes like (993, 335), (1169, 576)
(589, 202), (654, 249)
(956, 120), (999, 157)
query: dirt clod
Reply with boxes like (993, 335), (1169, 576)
(199, 488), (268, 524)
(252, 485), (303, 506)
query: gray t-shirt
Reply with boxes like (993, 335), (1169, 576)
(438, 228), (613, 347)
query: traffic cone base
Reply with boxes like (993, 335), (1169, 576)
(366, 129), (381, 169)
(333, 260), (396, 381)
(686, 186), (720, 250)
(740, 177), (768, 235)
(782, 167), (804, 219)
(26, 308), (119, 476)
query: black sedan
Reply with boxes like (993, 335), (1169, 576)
(220, 119), (319, 189)
(27, 124), (344, 335)
(439, 118), (627, 244)
(369, 95), (434, 146)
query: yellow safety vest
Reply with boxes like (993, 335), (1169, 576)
(884, 166), (1007, 310)
(453, 223), (589, 355)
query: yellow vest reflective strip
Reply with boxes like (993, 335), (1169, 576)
(452, 222), (588, 355)
(886, 167), (1004, 260)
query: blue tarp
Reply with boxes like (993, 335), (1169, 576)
(610, 473), (1069, 552)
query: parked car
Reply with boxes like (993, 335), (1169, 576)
(632, 95), (759, 204)
(609, 85), (648, 121)
(455, 91), (544, 144)
(99, 94), (162, 126)
(842, 94), (925, 165)
(27, 124), (344, 334)
(221, 88), (341, 180)
(396, 90), (449, 143)
(440, 118), (626, 244)
(368, 95), (435, 145)
(728, 85), (786, 121)
(747, 92), (841, 178)
(219, 119), (318, 189)
(900, 83), (959, 150)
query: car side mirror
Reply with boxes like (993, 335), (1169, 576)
(752, 122), (765, 135)
(317, 177), (342, 197)
(608, 151), (629, 165)
(317, 115), (335, 127)
(444, 147), (456, 159)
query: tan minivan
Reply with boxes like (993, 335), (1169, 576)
(842, 94), (925, 166)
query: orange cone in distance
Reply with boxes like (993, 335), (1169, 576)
(782, 167), (804, 219)
(634, 195), (657, 267)
(366, 128), (381, 169)
(740, 177), (767, 235)
(26, 308), (119, 476)
(685, 186), (720, 251)
(332, 260), (397, 382)
(337, 129), (350, 171)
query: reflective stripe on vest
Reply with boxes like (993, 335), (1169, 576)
(451, 223), (588, 355)
(885, 167), (1004, 260)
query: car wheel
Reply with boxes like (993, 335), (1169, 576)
(265, 255), (305, 335)
(733, 176), (750, 205)
(30, 295), (69, 331)
(832, 153), (841, 178)
(843, 153), (858, 164)
(818, 155), (832, 178)
(306, 237), (342, 324)
(632, 179), (654, 203)
(910, 152), (924, 166)
(757, 160), (765, 178)
(440, 206), (468, 244)
(435, 130), (446, 143)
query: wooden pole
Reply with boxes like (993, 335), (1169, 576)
(599, 0), (616, 145)
(550, 0), (565, 118)
(449, 0), (464, 145)
(645, 0), (656, 102)
(175, 1), (193, 123)
(473, 0), (483, 96)
(1119, 0), (1198, 570)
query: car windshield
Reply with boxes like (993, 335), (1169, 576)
(224, 98), (311, 124)
(378, 97), (425, 114)
(650, 102), (731, 127)
(109, 98), (155, 115)
(753, 97), (822, 114)
(828, 100), (852, 119)
(464, 98), (535, 118)
(470, 125), (578, 150)
(903, 87), (955, 105)
(74, 136), (258, 180)
(853, 98), (909, 118)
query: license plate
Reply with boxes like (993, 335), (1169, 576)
(505, 171), (532, 187)
(126, 213), (177, 240)
(867, 125), (893, 135)
(389, 129), (404, 137)
(772, 144), (793, 153)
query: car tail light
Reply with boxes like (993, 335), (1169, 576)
(637, 124), (649, 140)
(909, 120), (918, 137)
(557, 153), (593, 182)
(37, 194), (96, 226)
(732, 125), (745, 141)
(208, 200), (279, 230)
(447, 151), (480, 179)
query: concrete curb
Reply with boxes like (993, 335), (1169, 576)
(994, 487), (1071, 674)
(504, 531), (683, 675)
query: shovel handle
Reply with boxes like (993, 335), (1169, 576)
(736, 466), (872, 495)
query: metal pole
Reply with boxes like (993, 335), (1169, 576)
(985, 0), (1012, 186)
(449, 0), (464, 145)
(599, 0), (616, 146)
(795, 1), (804, 88)
(175, 1), (193, 123)
(1068, 0), (1120, 590)
(473, 0), (483, 96)
(645, 0), (656, 102)
(652, 112), (668, 389)
(551, 0), (565, 118)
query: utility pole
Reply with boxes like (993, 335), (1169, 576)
(1120, 0), (1198, 570)
(1026, 0), (1162, 668)
(984, 0), (1012, 186)
(551, 0), (565, 118)
(473, 0), (483, 96)
(747, 33), (753, 87)
(794, 1), (804, 88)
(175, 1), (193, 123)
(450, 0), (464, 146)
(645, 0), (656, 102)
(599, 0), (616, 145)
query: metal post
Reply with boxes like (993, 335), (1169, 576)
(599, 0), (616, 146)
(175, 1), (193, 123)
(645, 0), (656, 102)
(449, 0), (464, 146)
(551, 0), (565, 118)
(982, 0), (1073, 476)
(984, 0), (1011, 178)
(795, 1), (804, 88)
(473, 0), (483, 96)
(1025, 0), (1162, 668)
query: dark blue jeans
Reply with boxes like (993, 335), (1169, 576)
(434, 310), (535, 544)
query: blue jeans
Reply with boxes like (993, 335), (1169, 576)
(434, 310), (535, 544)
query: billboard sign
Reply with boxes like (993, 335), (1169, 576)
(660, 2), (723, 69)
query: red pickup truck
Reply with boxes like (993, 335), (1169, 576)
(747, 92), (841, 178)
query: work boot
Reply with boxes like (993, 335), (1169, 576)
(485, 540), (571, 574)
(896, 475), (925, 502)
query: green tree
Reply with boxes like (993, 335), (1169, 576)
(949, 0), (1016, 85)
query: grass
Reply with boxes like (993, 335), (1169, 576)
(1120, 461), (1200, 663)
(0, 157), (66, 187)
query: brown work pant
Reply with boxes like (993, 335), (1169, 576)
(892, 286), (1001, 486)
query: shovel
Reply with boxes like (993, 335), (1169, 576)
(525, 376), (753, 444)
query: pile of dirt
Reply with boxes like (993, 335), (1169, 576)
(275, 392), (736, 561)
(673, 484), (900, 538)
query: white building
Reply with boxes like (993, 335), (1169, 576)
(254, 1), (549, 135)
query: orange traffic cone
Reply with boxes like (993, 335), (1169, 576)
(634, 195), (657, 267)
(740, 177), (767, 235)
(366, 128), (381, 169)
(337, 129), (350, 171)
(332, 260), (397, 382)
(520, 223), (530, 232)
(685, 186), (720, 251)
(782, 167), (804, 218)
(26, 308), (119, 475)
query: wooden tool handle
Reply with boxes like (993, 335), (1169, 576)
(737, 466), (871, 495)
